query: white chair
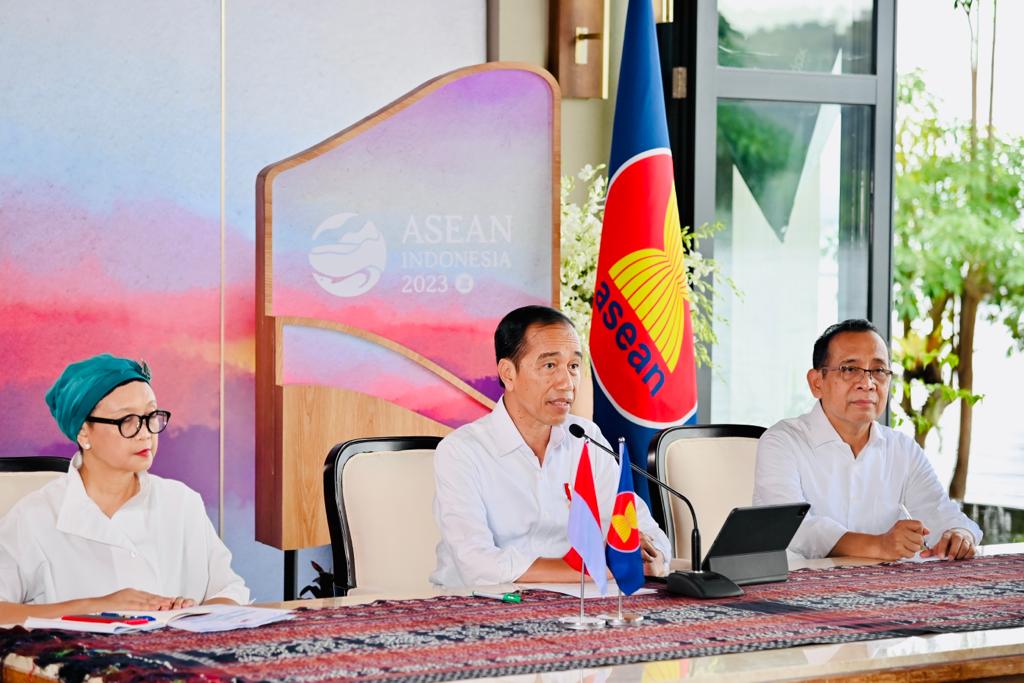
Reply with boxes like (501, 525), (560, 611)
(648, 425), (765, 563)
(323, 437), (442, 595)
(0, 456), (69, 518)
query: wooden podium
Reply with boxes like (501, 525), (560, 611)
(254, 63), (561, 566)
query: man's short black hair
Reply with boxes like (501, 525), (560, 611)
(494, 306), (575, 383)
(812, 319), (882, 369)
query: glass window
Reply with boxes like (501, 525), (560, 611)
(717, 0), (874, 74)
(710, 100), (873, 426)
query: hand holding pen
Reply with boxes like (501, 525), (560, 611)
(899, 504), (930, 552)
(878, 506), (930, 559)
(895, 505), (976, 561)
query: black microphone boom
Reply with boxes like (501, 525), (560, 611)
(567, 423), (702, 569)
(567, 423), (743, 599)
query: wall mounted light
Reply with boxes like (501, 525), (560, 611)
(549, 0), (609, 99)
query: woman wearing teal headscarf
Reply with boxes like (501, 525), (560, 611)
(0, 354), (249, 625)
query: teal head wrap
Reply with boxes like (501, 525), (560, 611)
(45, 354), (152, 442)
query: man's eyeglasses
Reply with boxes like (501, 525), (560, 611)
(820, 365), (894, 384)
(84, 410), (172, 438)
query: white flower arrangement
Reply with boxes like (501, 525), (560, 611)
(559, 164), (738, 368)
(559, 164), (607, 345)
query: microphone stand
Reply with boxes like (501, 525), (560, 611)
(568, 424), (743, 599)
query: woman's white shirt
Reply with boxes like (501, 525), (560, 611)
(0, 454), (249, 605)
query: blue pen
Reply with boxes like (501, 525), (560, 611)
(100, 612), (156, 621)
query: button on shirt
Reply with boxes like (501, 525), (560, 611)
(753, 401), (981, 559)
(0, 454), (250, 605)
(431, 398), (671, 587)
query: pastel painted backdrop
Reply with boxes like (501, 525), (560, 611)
(0, 1), (486, 601)
(270, 66), (557, 408)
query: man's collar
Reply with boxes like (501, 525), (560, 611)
(807, 400), (883, 450)
(806, 401), (841, 447)
(491, 396), (565, 456)
(491, 397), (529, 456)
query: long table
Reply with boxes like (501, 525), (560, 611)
(4, 544), (1024, 682)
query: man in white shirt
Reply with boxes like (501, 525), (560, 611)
(753, 319), (981, 561)
(431, 305), (671, 587)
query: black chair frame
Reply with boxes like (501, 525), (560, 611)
(323, 436), (442, 596)
(645, 424), (766, 541)
(0, 455), (71, 473)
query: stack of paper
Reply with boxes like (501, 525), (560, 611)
(25, 605), (293, 634)
(161, 605), (293, 633)
(25, 614), (168, 634)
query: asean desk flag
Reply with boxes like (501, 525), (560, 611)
(605, 441), (645, 595)
(567, 443), (608, 595)
(589, 0), (698, 507)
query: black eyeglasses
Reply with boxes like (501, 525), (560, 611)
(85, 410), (172, 438)
(820, 365), (894, 384)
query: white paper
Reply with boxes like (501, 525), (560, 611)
(523, 582), (656, 599)
(24, 617), (162, 633)
(121, 606), (214, 625)
(24, 607), (214, 633)
(901, 553), (943, 563)
(162, 605), (293, 633)
(26, 605), (292, 634)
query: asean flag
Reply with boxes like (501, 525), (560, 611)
(590, 0), (697, 507)
(605, 441), (645, 595)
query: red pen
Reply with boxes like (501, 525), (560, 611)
(564, 483), (572, 502)
(61, 615), (152, 625)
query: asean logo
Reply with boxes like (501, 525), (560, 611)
(589, 152), (697, 426)
(308, 213), (387, 298)
(607, 491), (640, 553)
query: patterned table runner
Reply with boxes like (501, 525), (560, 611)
(3, 554), (1024, 682)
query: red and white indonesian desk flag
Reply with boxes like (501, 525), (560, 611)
(566, 443), (608, 595)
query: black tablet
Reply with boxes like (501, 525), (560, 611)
(700, 503), (811, 585)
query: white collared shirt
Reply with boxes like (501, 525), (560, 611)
(753, 401), (982, 559)
(0, 453), (249, 605)
(431, 398), (671, 587)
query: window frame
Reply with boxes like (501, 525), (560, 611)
(675, 0), (896, 422)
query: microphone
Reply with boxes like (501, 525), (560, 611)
(568, 424), (702, 566)
(568, 423), (743, 599)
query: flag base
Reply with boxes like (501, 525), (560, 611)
(558, 615), (607, 630)
(598, 612), (644, 627)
